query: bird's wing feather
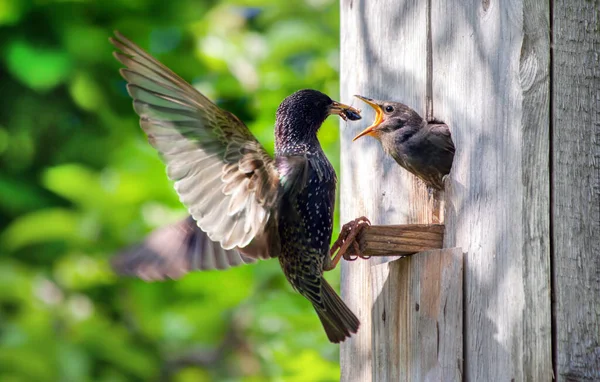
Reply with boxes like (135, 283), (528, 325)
(426, 123), (455, 155)
(112, 216), (256, 281)
(110, 31), (280, 251)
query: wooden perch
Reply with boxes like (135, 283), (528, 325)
(357, 224), (444, 257)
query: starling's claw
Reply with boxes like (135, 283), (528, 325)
(325, 216), (371, 271)
(342, 240), (371, 262)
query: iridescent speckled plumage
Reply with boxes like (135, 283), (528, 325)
(274, 91), (360, 341)
(109, 32), (360, 342)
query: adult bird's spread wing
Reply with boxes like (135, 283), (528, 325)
(110, 31), (280, 268)
(112, 216), (257, 281)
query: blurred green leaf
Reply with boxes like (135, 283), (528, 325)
(0, 347), (56, 380)
(42, 164), (102, 207)
(54, 253), (115, 290)
(57, 341), (91, 382)
(0, 175), (52, 215)
(1, 208), (81, 251)
(62, 24), (110, 62)
(73, 315), (158, 378)
(174, 367), (211, 382)
(69, 72), (105, 112)
(279, 349), (339, 382)
(0, 0), (28, 26)
(5, 40), (72, 92)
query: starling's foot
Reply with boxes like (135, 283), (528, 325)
(324, 216), (371, 271)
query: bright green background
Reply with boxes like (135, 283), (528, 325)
(0, 1), (348, 380)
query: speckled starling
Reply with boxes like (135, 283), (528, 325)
(109, 32), (361, 343)
(353, 95), (455, 190)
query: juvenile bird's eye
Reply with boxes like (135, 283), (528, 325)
(385, 105), (394, 113)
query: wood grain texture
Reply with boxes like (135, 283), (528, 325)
(553, 1), (600, 379)
(371, 248), (463, 382)
(339, 0), (431, 380)
(339, 0), (454, 381)
(358, 224), (444, 256)
(431, 0), (552, 380)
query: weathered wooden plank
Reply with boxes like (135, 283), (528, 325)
(357, 224), (444, 256)
(339, 0), (450, 380)
(553, 1), (600, 379)
(431, 0), (552, 380)
(371, 248), (463, 382)
(361, 224), (445, 238)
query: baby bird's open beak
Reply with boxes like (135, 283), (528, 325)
(353, 95), (384, 141)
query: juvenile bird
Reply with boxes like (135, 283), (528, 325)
(110, 31), (361, 342)
(353, 96), (454, 190)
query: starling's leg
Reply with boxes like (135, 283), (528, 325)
(335, 216), (371, 261)
(324, 216), (371, 271)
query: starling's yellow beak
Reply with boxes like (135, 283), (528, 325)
(352, 95), (384, 141)
(328, 101), (362, 121)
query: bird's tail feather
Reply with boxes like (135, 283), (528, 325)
(314, 279), (360, 343)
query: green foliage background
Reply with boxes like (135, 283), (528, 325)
(0, 0), (348, 380)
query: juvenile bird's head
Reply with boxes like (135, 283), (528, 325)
(352, 95), (423, 142)
(275, 89), (361, 153)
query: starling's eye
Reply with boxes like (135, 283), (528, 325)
(384, 105), (394, 113)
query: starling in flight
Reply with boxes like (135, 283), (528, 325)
(109, 32), (361, 342)
(353, 96), (454, 190)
